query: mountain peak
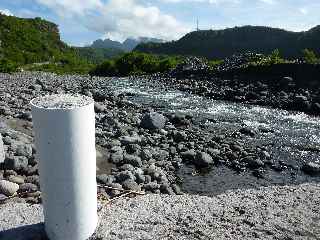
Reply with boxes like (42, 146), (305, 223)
(90, 37), (165, 51)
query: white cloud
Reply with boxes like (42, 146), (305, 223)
(299, 7), (308, 15)
(34, 0), (190, 41)
(35, 0), (103, 16)
(161, 0), (240, 4)
(259, 0), (276, 4)
(0, 9), (13, 16)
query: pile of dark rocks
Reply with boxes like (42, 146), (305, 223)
(215, 52), (263, 72)
(170, 57), (211, 78)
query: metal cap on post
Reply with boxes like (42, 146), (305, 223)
(31, 94), (97, 240)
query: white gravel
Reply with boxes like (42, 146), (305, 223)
(1, 183), (319, 240)
(30, 94), (93, 109)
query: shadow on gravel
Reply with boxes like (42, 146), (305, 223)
(0, 223), (47, 240)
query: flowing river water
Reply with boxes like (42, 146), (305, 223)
(97, 77), (320, 196)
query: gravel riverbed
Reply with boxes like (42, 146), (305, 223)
(1, 183), (319, 240)
(0, 71), (320, 239)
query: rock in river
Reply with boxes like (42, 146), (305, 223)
(194, 151), (213, 168)
(302, 162), (320, 175)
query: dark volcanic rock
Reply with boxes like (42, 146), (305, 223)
(302, 162), (320, 175)
(194, 151), (213, 168)
(140, 112), (166, 130)
(4, 156), (28, 172)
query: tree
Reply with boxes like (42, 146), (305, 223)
(303, 49), (319, 64)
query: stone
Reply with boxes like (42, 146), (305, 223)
(94, 102), (105, 113)
(160, 183), (174, 195)
(239, 127), (256, 137)
(140, 112), (166, 130)
(125, 144), (141, 154)
(180, 149), (196, 162)
(241, 157), (264, 168)
(15, 144), (33, 158)
(119, 135), (141, 145)
(116, 171), (136, 182)
(141, 149), (152, 160)
(0, 133), (4, 164)
(173, 131), (188, 142)
(110, 153), (124, 164)
(25, 175), (40, 186)
(302, 162), (320, 175)
(8, 175), (25, 185)
(122, 179), (141, 191)
(3, 170), (17, 177)
(171, 184), (182, 195)
(19, 183), (38, 192)
(144, 182), (160, 191)
(0, 180), (19, 196)
(4, 156), (28, 172)
(194, 151), (213, 168)
(154, 150), (169, 161)
(135, 172), (145, 184)
(97, 174), (115, 185)
(123, 154), (142, 167)
(19, 112), (32, 121)
(312, 103), (320, 114)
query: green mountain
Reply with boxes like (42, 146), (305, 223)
(0, 13), (73, 65)
(74, 47), (124, 64)
(91, 37), (164, 52)
(135, 25), (320, 59)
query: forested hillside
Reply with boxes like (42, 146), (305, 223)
(0, 13), (72, 64)
(135, 25), (320, 59)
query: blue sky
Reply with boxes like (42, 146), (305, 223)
(0, 0), (319, 46)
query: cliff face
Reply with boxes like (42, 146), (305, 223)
(135, 25), (320, 59)
(0, 14), (70, 64)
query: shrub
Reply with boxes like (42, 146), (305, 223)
(0, 59), (18, 73)
(90, 52), (182, 77)
(303, 49), (319, 64)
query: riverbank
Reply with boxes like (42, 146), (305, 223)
(1, 182), (319, 240)
(138, 57), (320, 116)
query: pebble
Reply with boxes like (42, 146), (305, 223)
(8, 175), (25, 184)
(19, 183), (38, 193)
(0, 180), (19, 196)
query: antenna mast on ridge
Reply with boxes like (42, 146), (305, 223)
(196, 18), (199, 31)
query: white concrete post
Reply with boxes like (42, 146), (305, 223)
(30, 94), (97, 240)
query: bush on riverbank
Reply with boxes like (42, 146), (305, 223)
(0, 59), (18, 73)
(89, 52), (182, 76)
(303, 49), (320, 64)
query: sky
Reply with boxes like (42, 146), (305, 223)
(0, 0), (319, 46)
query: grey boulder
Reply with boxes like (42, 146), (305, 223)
(140, 112), (166, 130)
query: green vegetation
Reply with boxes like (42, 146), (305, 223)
(247, 49), (288, 66)
(303, 49), (319, 64)
(75, 47), (124, 64)
(135, 25), (320, 59)
(0, 13), (94, 74)
(0, 59), (18, 73)
(24, 52), (94, 74)
(90, 52), (182, 76)
(208, 59), (224, 68)
(0, 14), (70, 65)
